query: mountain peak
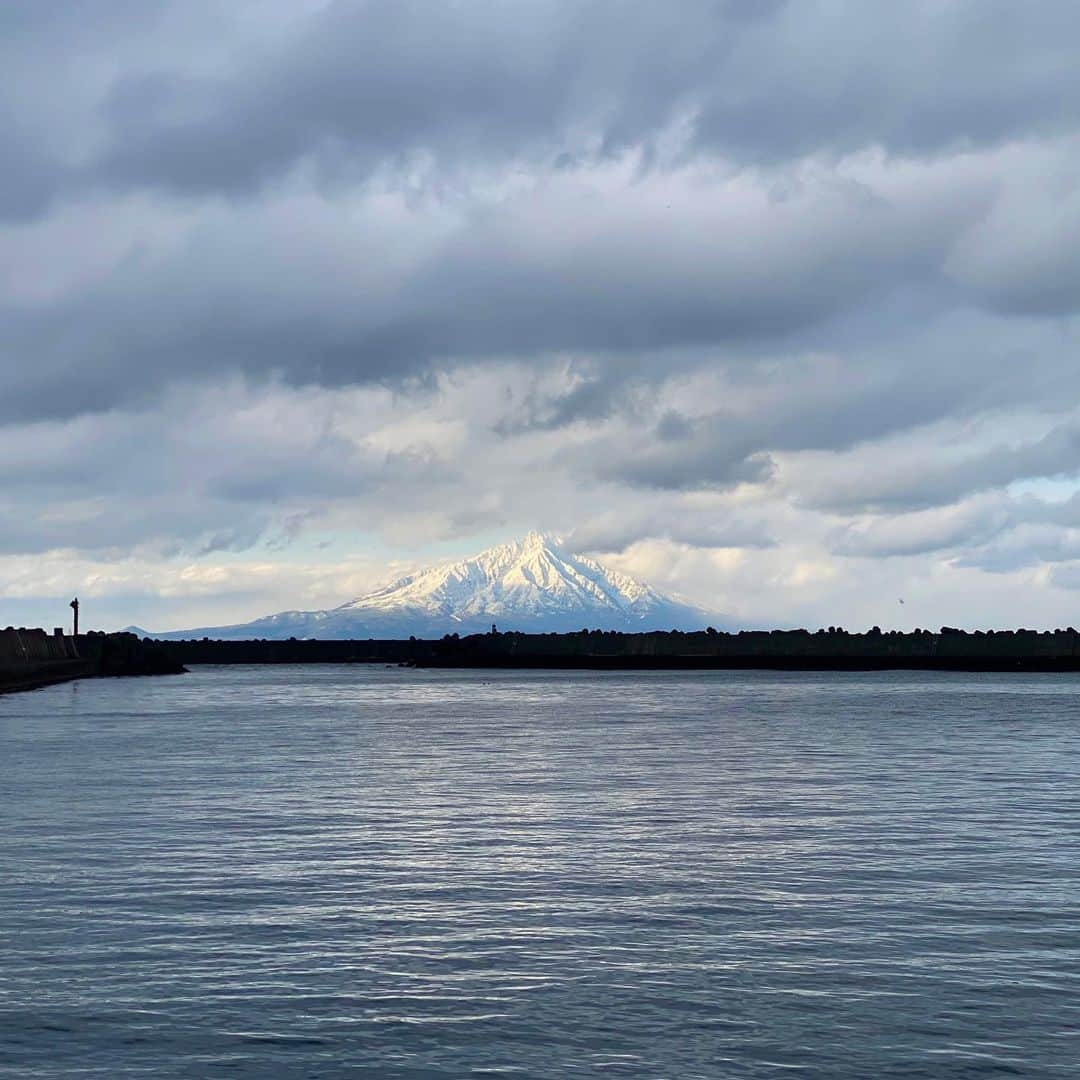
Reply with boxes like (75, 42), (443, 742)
(521, 529), (558, 548)
(147, 532), (719, 640)
(491, 530), (561, 559)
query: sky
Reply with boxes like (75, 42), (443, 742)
(4, 0), (1080, 634)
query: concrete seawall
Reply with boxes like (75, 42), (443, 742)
(0, 629), (186, 695)
(0, 628), (94, 693)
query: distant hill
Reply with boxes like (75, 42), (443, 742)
(141, 532), (720, 640)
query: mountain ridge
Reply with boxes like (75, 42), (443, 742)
(137, 532), (719, 640)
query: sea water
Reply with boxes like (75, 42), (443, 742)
(2, 666), (1079, 1078)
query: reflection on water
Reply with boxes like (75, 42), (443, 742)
(2, 666), (1079, 1077)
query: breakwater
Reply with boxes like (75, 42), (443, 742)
(0, 628), (92, 693)
(0, 629), (186, 695)
(161, 626), (1080, 671)
(160, 637), (433, 665)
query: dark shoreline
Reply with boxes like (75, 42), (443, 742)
(158, 627), (1080, 672)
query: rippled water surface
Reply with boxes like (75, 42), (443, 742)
(3, 666), (1080, 1078)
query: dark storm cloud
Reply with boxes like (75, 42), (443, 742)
(0, 124), (62, 222)
(609, 447), (776, 493)
(3, 1), (1078, 212)
(0, 152), (986, 425)
(3, 0), (1080, 426)
(491, 363), (646, 435)
(81, 1), (1080, 197)
(0, 0), (228, 222)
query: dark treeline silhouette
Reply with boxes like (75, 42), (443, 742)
(160, 626), (1080, 671)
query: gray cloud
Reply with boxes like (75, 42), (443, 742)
(566, 334), (1063, 496)
(64, 2), (1080, 201)
(4, 2), (1080, 429)
(567, 513), (778, 556)
(0, 382), (459, 556)
(3, 151), (988, 424)
(829, 499), (1014, 560)
(1047, 562), (1080, 591)
(4, 1), (1080, 629)
(804, 419), (1080, 515)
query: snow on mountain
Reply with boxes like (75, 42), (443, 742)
(146, 532), (718, 640)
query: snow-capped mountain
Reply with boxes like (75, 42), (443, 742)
(143, 532), (717, 640)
